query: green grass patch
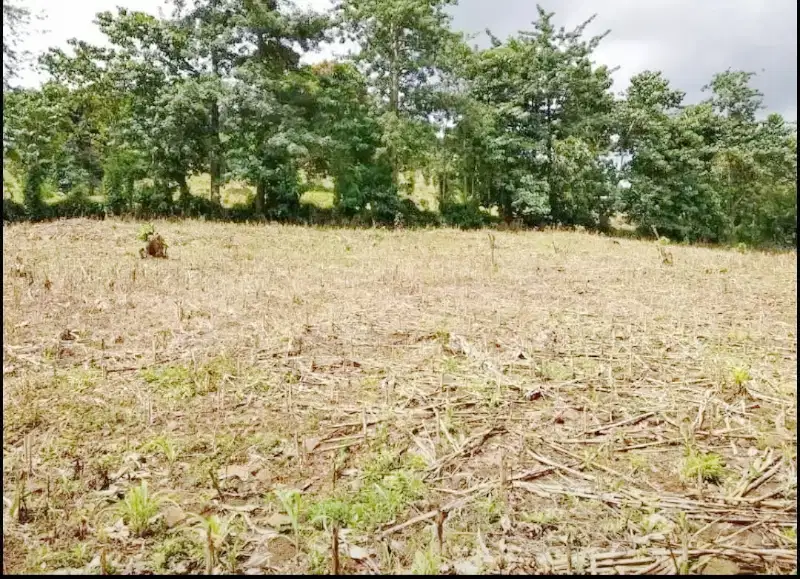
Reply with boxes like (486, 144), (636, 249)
(117, 481), (166, 537)
(141, 355), (237, 400)
(307, 448), (426, 533)
(681, 450), (726, 484)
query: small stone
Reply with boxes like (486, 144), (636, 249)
(163, 506), (186, 528)
(265, 513), (292, 528)
(701, 558), (740, 575)
(454, 559), (480, 575)
(348, 545), (370, 560)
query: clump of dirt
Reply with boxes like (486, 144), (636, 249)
(140, 233), (168, 259)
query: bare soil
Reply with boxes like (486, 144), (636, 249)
(3, 219), (796, 574)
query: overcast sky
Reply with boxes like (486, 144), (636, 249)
(13, 0), (797, 119)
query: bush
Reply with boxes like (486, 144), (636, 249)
(48, 191), (106, 219)
(133, 181), (176, 217)
(23, 164), (46, 219)
(103, 162), (137, 215)
(441, 201), (490, 229)
(3, 198), (26, 222)
(179, 194), (225, 219)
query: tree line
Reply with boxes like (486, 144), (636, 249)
(2, 0), (797, 247)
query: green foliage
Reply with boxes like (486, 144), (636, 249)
(22, 163), (46, 218)
(730, 366), (752, 388)
(117, 481), (164, 537)
(616, 69), (796, 245)
(3, 197), (26, 222)
(440, 200), (490, 229)
(274, 489), (304, 549)
(1, 1), (795, 246)
(462, 6), (616, 226)
(681, 451), (726, 484)
(137, 223), (156, 241)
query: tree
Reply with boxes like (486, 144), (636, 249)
(3, 0), (32, 88)
(704, 71), (796, 245)
(615, 71), (719, 241)
(340, 0), (458, 189)
(3, 83), (72, 216)
(224, 0), (328, 216)
(308, 61), (395, 218)
(2, 0), (794, 246)
(465, 6), (616, 225)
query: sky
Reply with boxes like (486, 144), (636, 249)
(12, 0), (798, 120)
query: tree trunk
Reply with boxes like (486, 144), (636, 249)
(124, 174), (135, 213)
(255, 180), (265, 216)
(209, 51), (222, 204)
(178, 174), (190, 206)
(389, 24), (400, 188)
(544, 99), (558, 222)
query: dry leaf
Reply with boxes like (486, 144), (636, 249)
(701, 558), (740, 575)
(243, 552), (271, 570)
(104, 518), (130, 540)
(446, 334), (471, 356)
(265, 513), (293, 528)
(347, 545), (370, 560)
(500, 514), (513, 533)
(163, 506), (186, 528)
(218, 464), (252, 481)
(454, 559), (481, 575)
(60, 329), (77, 341)
(303, 437), (320, 453)
(476, 529), (495, 566)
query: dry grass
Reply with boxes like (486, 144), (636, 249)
(2, 218), (796, 575)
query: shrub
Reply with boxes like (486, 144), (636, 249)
(134, 181), (175, 217)
(3, 198), (26, 222)
(441, 201), (490, 229)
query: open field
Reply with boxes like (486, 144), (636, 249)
(2, 219), (797, 574)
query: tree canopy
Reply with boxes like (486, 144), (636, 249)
(3, 0), (796, 247)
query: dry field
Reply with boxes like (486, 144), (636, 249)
(2, 219), (797, 575)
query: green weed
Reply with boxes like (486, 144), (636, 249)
(191, 513), (233, 574)
(117, 481), (165, 537)
(138, 223), (155, 241)
(681, 450), (726, 484)
(410, 547), (440, 575)
(142, 435), (179, 472)
(141, 365), (198, 400)
(151, 534), (203, 573)
(730, 366), (751, 387)
(275, 488), (304, 550)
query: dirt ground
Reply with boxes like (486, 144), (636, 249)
(2, 219), (796, 574)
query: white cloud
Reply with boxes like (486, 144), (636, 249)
(13, 0), (797, 120)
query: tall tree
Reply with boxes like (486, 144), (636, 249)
(705, 71), (796, 245)
(340, 0), (458, 189)
(3, 0), (32, 89)
(466, 6), (616, 225)
(614, 70), (722, 241)
(224, 0), (328, 216)
(307, 61), (394, 217)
